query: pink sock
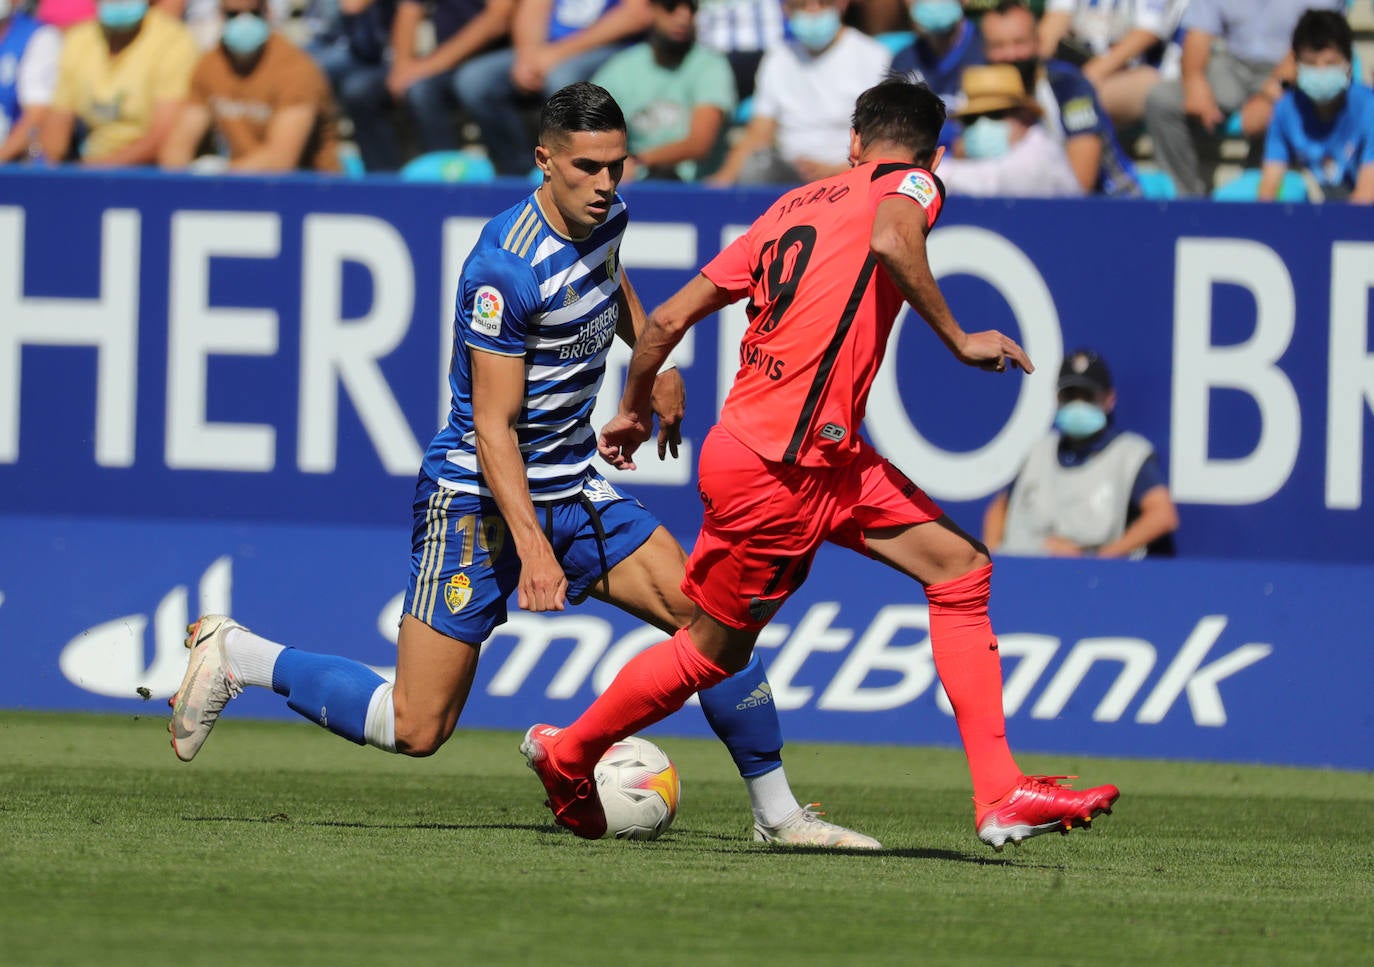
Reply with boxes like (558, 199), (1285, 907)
(926, 563), (1022, 803)
(555, 628), (729, 775)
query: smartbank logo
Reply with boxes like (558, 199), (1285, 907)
(55, 559), (1271, 728)
(484, 603), (1271, 727)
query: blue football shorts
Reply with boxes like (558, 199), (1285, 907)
(401, 469), (662, 644)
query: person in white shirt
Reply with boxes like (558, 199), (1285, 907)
(938, 63), (1084, 197)
(706, 0), (891, 184)
(0, 0), (63, 163)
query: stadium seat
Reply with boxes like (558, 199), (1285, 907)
(876, 31), (911, 57)
(1136, 168), (1177, 199)
(339, 146), (366, 179)
(400, 150), (496, 184)
(1211, 168), (1310, 202)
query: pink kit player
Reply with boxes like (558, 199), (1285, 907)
(522, 77), (1119, 850)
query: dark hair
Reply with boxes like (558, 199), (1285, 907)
(987, 0), (1032, 17)
(1291, 9), (1352, 61)
(852, 77), (946, 165)
(539, 82), (626, 148)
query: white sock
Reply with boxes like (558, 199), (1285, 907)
(223, 627), (286, 689)
(745, 764), (802, 828)
(363, 682), (396, 753)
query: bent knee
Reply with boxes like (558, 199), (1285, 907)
(393, 718), (454, 758)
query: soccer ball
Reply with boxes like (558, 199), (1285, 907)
(594, 735), (681, 841)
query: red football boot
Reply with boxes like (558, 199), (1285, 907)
(521, 724), (607, 840)
(976, 775), (1120, 851)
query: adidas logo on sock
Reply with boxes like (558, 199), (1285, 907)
(736, 683), (773, 710)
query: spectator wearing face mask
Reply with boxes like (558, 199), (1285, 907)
(1259, 8), (1374, 204)
(937, 62), (1082, 196)
(593, 0), (736, 181)
(40, 0), (199, 164)
(1143, 0), (1344, 197)
(706, 0), (890, 185)
(981, 0), (1138, 197)
(983, 349), (1179, 559)
(892, 0), (983, 121)
(0, 0), (63, 162)
(159, 0), (341, 171)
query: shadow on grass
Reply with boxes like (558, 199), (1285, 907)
(743, 845), (1013, 865)
(182, 815), (549, 832)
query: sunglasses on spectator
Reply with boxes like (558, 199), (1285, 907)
(967, 108), (1018, 122)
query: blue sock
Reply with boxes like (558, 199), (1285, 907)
(697, 653), (784, 779)
(272, 648), (386, 746)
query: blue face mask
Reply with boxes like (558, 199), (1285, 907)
(1055, 400), (1108, 439)
(963, 117), (1010, 159)
(789, 8), (841, 51)
(1296, 64), (1350, 104)
(911, 0), (963, 34)
(222, 12), (271, 56)
(98, 0), (149, 30)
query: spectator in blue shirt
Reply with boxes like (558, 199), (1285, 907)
(1260, 8), (1374, 204)
(1144, 0), (1344, 197)
(981, 0), (1138, 196)
(893, 0), (983, 126)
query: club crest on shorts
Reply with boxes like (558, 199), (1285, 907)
(445, 572), (473, 613)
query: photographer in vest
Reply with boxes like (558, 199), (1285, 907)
(983, 348), (1178, 559)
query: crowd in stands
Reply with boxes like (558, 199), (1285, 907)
(0, 0), (1371, 199)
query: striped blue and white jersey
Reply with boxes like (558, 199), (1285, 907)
(422, 190), (629, 499)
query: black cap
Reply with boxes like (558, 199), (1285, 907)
(1058, 349), (1112, 393)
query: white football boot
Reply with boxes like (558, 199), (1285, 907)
(753, 804), (883, 849)
(168, 614), (244, 762)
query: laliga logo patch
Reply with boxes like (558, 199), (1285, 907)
(898, 170), (937, 208)
(471, 286), (503, 336)
(445, 572), (473, 614)
(605, 244), (617, 278)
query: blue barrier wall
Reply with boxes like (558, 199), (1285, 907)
(1, 170), (1371, 769)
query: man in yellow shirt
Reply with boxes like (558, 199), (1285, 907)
(40, 0), (198, 164)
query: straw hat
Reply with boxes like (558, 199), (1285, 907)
(954, 65), (1042, 119)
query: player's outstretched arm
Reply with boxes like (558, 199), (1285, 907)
(600, 274), (732, 470)
(471, 349), (568, 612)
(614, 268), (685, 460)
(870, 197), (1034, 375)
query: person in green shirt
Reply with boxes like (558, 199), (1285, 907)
(592, 0), (737, 181)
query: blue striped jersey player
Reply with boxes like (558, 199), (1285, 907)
(166, 82), (880, 848)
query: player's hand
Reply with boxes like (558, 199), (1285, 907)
(956, 330), (1034, 374)
(517, 543), (568, 612)
(598, 411), (654, 471)
(649, 369), (685, 461)
(1183, 76), (1223, 131)
(1042, 535), (1085, 557)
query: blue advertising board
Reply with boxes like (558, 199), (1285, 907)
(1, 169), (1371, 770)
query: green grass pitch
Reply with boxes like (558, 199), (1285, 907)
(1, 711), (1370, 966)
